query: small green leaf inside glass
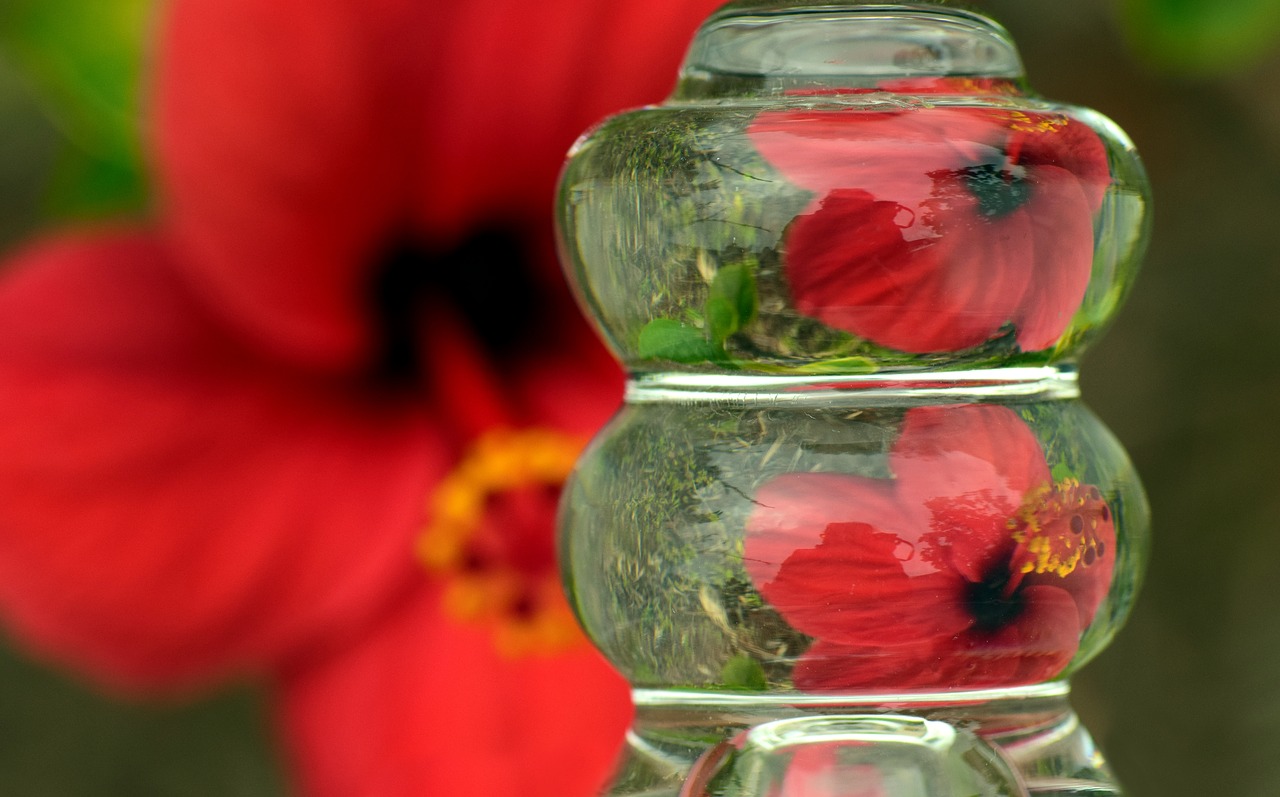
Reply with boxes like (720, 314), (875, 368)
(720, 653), (767, 691)
(637, 319), (723, 364)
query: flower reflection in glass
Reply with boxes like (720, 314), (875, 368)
(747, 106), (1112, 354)
(744, 405), (1115, 691)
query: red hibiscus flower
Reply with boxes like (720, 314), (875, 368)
(0, 0), (723, 794)
(746, 102), (1112, 354)
(744, 405), (1115, 692)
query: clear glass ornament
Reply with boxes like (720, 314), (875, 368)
(557, 3), (1151, 795)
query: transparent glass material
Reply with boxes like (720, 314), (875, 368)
(557, 3), (1150, 375)
(556, 3), (1150, 796)
(563, 387), (1148, 694)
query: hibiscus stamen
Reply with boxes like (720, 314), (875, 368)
(1008, 478), (1111, 583)
(418, 428), (588, 657)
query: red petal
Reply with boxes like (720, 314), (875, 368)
(751, 108), (1104, 353)
(794, 584), (1079, 692)
(747, 108), (1001, 197)
(277, 584), (632, 797)
(745, 473), (972, 646)
(1008, 116), (1112, 211)
(156, 0), (722, 370)
(1011, 165), (1097, 351)
(889, 406), (1050, 584)
(976, 584), (1081, 685)
(0, 233), (445, 689)
(509, 315), (625, 434)
(781, 187), (1034, 352)
(790, 638), (1018, 693)
(155, 0), (407, 370)
(408, 0), (724, 243)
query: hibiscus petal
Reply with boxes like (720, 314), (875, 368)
(277, 583), (632, 797)
(1008, 116), (1112, 211)
(793, 583), (1079, 692)
(890, 406), (1051, 584)
(1013, 164), (1098, 351)
(790, 638), (1018, 693)
(781, 186), (1037, 353)
(155, 0), (406, 371)
(0, 233), (445, 689)
(156, 0), (723, 372)
(410, 0), (725, 245)
(781, 189), (1000, 353)
(752, 107), (1092, 354)
(747, 108), (1003, 198)
(745, 473), (972, 646)
(976, 584), (1081, 685)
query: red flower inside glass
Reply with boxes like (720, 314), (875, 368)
(744, 405), (1115, 691)
(746, 106), (1112, 354)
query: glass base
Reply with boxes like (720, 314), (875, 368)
(609, 686), (1120, 797)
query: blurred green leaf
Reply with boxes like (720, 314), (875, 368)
(705, 297), (737, 345)
(637, 319), (723, 364)
(1120, 0), (1280, 74)
(1051, 461), (1079, 483)
(0, 0), (151, 218)
(706, 263), (758, 343)
(720, 653), (766, 691)
(788, 356), (877, 375)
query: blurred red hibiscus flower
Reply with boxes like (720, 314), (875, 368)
(0, 0), (722, 794)
(747, 102), (1112, 354)
(744, 405), (1115, 692)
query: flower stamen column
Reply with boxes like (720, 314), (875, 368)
(557, 3), (1150, 796)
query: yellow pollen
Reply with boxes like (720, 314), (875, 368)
(1009, 478), (1112, 579)
(1005, 110), (1070, 135)
(418, 427), (589, 657)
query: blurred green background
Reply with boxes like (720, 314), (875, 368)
(0, 0), (1277, 794)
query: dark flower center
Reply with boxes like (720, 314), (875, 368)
(964, 479), (1113, 633)
(966, 566), (1025, 631)
(961, 161), (1031, 218)
(367, 226), (540, 384)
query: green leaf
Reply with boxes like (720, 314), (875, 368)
(720, 653), (767, 691)
(705, 296), (738, 345)
(1051, 462), (1079, 484)
(0, 0), (152, 218)
(1120, 0), (1280, 74)
(637, 319), (722, 364)
(789, 356), (878, 375)
(44, 147), (147, 220)
(706, 263), (758, 343)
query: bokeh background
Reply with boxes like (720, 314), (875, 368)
(0, 0), (1276, 794)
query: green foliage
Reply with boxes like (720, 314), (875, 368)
(720, 653), (767, 690)
(635, 261), (760, 366)
(637, 318), (726, 364)
(1050, 461), (1080, 483)
(1120, 0), (1280, 74)
(0, 0), (151, 218)
(707, 262), (759, 344)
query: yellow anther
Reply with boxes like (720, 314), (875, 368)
(417, 427), (589, 658)
(1009, 477), (1112, 582)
